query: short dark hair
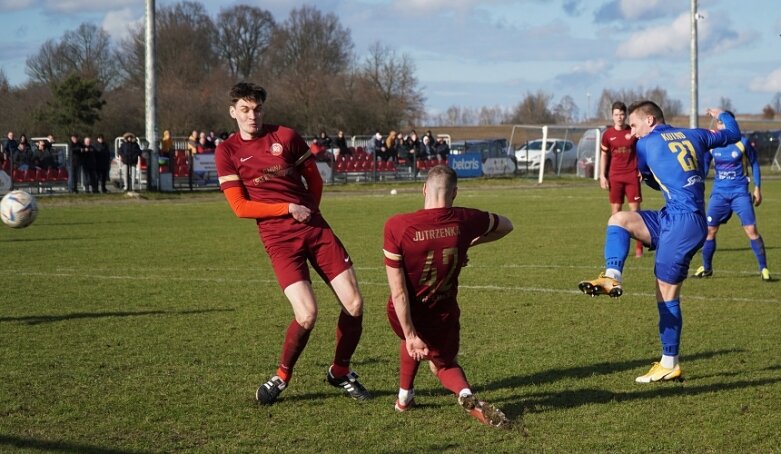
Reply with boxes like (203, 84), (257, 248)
(230, 82), (267, 105)
(611, 101), (627, 113)
(427, 164), (457, 189)
(628, 100), (665, 124)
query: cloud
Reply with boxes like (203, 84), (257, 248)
(0, 0), (35, 11)
(102, 8), (141, 43)
(562, 0), (584, 16)
(749, 68), (781, 92)
(42, 0), (135, 14)
(595, 0), (682, 22)
(554, 59), (611, 88)
(617, 12), (690, 58)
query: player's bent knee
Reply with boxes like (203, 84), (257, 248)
(295, 313), (317, 330)
(341, 296), (364, 317)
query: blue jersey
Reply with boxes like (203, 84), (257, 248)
(636, 113), (741, 214)
(703, 137), (761, 194)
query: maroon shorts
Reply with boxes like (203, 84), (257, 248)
(260, 214), (352, 290)
(386, 299), (460, 369)
(609, 172), (642, 205)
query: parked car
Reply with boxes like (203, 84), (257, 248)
(746, 130), (780, 165)
(514, 139), (577, 172)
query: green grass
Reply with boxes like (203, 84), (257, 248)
(2, 177), (780, 452)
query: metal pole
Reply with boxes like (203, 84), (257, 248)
(690, 0), (699, 128)
(145, 0), (159, 190)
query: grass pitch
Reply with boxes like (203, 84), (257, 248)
(1, 176), (780, 452)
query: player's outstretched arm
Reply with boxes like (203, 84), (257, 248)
(471, 214), (513, 246)
(223, 186), (308, 220)
(386, 265), (429, 360)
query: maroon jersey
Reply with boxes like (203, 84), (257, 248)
(216, 124), (316, 210)
(383, 207), (497, 312)
(601, 126), (638, 176)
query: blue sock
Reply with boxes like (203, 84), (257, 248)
(658, 300), (682, 356)
(702, 239), (716, 270)
(604, 225), (630, 272)
(750, 236), (768, 270)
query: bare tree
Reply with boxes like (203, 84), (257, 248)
(360, 42), (425, 132)
(216, 5), (275, 80)
(26, 23), (118, 89)
(719, 97), (734, 113)
(118, 1), (218, 88)
(263, 5), (355, 132)
(509, 91), (559, 125)
(553, 95), (579, 123)
(596, 87), (682, 120)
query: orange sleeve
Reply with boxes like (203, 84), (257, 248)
(223, 186), (289, 219)
(301, 159), (323, 207)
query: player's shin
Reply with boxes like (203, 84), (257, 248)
(658, 300), (682, 368)
(750, 236), (768, 270)
(702, 239), (716, 271)
(277, 320), (313, 382)
(331, 312), (363, 377)
(604, 225), (631, 279)
(436, 365), (471, 395)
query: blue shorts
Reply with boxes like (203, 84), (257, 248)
(638, 208), (707, 284)
(706, 192), (756, 227)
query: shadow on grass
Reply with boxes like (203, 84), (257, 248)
(0, 308), (234, 325)
(0, 434), (144, 454)
(481, 349), (745, 393)
(502, 377), (781, 417)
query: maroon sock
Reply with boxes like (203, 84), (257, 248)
(399, 341), (421, 390)
(436, 365), (470, 395)
(277, 320), (312, 382)
(332, 311), (363, 372)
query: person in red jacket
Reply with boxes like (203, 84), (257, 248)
(215, 82), (370, 405)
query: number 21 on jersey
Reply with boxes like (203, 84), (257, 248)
(668, 140), (698, 172)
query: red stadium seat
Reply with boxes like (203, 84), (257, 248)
(55, 167), (68, 182)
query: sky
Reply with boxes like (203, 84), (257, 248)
(1, 0), (780, 119)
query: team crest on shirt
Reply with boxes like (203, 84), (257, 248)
(625, 133), (632, 140)
(731, 151), (739, 159)
(271, 143), (283, 156)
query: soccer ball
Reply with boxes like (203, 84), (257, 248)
(1, 190), (38, 229)
(390, 189), (398, 195)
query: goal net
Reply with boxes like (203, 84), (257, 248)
(508, 124), (602, 183)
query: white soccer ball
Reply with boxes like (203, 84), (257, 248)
(1, 190), (39, 229)
(390, 189), (398, 195)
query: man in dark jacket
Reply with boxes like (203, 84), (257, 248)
(94, 134), (111, 193)
(68, 134), (83, 193)
(119, 133), (141, 191)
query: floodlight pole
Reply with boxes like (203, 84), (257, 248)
(689, 0), (699, 128)
(145, 0), (159, 190)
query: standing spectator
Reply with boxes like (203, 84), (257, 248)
(81, 137), (99, 193)
(395, 133), (409, 162)
(578, 103), (740, 384)
(161, 130), (173, 161)
(334, 130), (350, 158)
(3, 131), (17, 164)
(434, 136), (450, 161)
(215, 82), (371, 405)
(94, 134), (111, 193)
(600, 101), (644, 258)
(423, 130), (435, 147)
(383, 165), (514, 427)
(186, 130), (198, 156)
(119, 132), (142, 191)
(68, 134), (83, 193)
(693, 111), (771, 281)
